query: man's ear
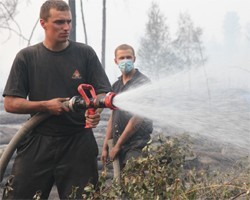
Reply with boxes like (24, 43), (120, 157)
(133, 56), (136, 63)
(40, 19), (46, 30)
(114, 58), (118, 65)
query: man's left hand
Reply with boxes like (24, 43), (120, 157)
(109, 144), (121, 161)
(85, 110), (101, 128)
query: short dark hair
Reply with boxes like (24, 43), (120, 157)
(115, 44), (135, 57)
(40, 0), (70, 21)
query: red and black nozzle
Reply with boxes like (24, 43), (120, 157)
(68, 84), (117, 128)
(68, 84), (117, 112)
(95, 92), (117, 110)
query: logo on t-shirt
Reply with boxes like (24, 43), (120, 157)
(72, 69), (82, 79)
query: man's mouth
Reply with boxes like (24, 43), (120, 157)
(60, 33), (70, 37)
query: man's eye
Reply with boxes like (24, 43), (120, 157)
(54, 20), (71, 25)
(118, 56), (132, 60)
(55, 20), (65, 25)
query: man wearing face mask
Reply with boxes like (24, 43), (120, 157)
(101, 44), (153, 170)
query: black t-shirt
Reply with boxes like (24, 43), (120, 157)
(3, 41), (111, 135)
(111, 69), (153, 149)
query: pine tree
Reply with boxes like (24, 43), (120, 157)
(172, 12), (206, 70)
(137, 2), (174, 79)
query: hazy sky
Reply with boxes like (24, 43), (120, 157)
(0, 0), (249, 89)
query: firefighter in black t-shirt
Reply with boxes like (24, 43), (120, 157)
(2, 1), (111, 199)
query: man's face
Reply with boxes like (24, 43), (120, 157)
(115, 49), (135, 64)
(41, 8), (72, 43)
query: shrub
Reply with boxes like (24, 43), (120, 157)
(68, 135), (250, 200)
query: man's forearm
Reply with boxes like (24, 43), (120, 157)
(4, 96), (70, 115)
(4, 96), (48, 114)
(103, 114), (113, 150)
(115, 117), (142, 148)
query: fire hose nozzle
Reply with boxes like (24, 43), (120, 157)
(96, 92), (117, 110)
(66, 83), (117, 128)
(67, 92), (117, 112)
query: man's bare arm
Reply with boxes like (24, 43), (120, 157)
(4, 96), (70, 115)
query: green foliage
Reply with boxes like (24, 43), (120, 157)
(118, 135), (187, 199)
(70, 135), (250, 200)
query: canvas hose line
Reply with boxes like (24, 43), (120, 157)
(107, 139), (121, 181)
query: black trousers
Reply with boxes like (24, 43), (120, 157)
(3, 130), (98, 199)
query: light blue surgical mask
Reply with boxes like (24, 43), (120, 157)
(118, 59), (134, 74)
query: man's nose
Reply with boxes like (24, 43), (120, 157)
(63, 21), (71, 30)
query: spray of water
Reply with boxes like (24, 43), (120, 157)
(113, 66), (250, 151)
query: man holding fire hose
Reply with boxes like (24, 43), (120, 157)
(101, 44), (153, 171)
(2, 0), (111, 199)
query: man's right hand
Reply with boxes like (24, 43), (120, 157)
(101, 148), (108, 165)
(45, 97), (70, 115)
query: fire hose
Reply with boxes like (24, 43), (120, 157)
(0, 84), (119, 182)
(107, 139), (121, 181)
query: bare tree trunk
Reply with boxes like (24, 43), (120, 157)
(101, 0), (106, 70)
(80, 0), (88, 44)
(27, 18), (39, 46)
(69, 0), (76, 41)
